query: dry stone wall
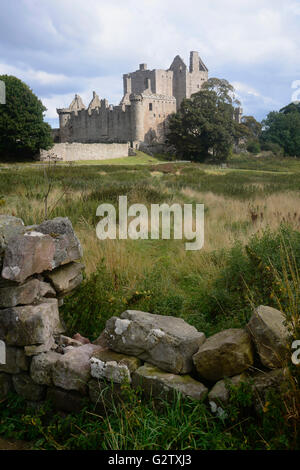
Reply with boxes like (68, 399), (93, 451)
(39, 142), (130, 162)
(0, 215), (291, 414)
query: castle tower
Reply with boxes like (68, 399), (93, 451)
(57, 94), (86, 142)
(189, 51), (199, 72)
(169, 51), (208, 110)
(56, 109), (71, 142)
(130, 93), (144, 145)
(234, 107), (243, 124)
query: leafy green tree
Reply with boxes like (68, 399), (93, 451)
(261, 104), (300, 157)
(0, 75), (53, 160)
(280, 102), (300, 115)
(166, 79), (238, 162)
(241, 116), (262, 139)
(202, 78), (241, 107)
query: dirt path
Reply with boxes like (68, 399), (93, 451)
(0, 437), (32, 450)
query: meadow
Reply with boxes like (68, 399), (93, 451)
(0, 152), (299, 450)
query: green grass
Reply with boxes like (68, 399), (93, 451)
(0, 150), (167, 168)
(0, 379), (297, 450)
(0, 153), (299, 450)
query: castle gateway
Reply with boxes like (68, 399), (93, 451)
(55, 51), (209, 149)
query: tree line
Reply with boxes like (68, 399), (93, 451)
(167, 78), (300, 161)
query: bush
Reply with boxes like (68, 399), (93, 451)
(189, 225), (300, 331)
(247, 140), (261, 154)
(61, 262), (128, 339)
(260, 141), (284, 156)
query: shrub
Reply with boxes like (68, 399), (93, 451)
(188, 225), (300, 331)
(260, 141), (284, 156)
(247, 140), (261, 154)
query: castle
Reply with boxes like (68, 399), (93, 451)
(55, 51), (211, 148)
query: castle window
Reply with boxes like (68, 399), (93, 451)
(149, 103), (153, 111)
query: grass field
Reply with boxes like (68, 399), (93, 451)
(0, 152), (299, 450)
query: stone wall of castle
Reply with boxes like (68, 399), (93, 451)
(40, 142), (130, 162)
(56, 51), (208, 148)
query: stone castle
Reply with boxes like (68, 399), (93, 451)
(56, 51), (210, 148)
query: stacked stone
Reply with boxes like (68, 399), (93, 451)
(0, 214), (291, 414)
(0, 215), (86, 406)
(91, 307), (291, 412)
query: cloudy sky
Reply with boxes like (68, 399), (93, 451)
(0, 0), (299, 128)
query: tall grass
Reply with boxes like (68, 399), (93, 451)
(0, 155), (299, 449)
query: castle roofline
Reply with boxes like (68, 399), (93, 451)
(57, 108), (72, 114)
(140, 93), (176, 101)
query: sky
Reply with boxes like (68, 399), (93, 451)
(0, 0), (299, 128)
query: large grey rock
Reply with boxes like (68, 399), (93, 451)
(0, 278), (55, 308)
(90, 350), (141, 384)
(0, 372), (13, 398)
(36, 217), (83, 268)
(132, 363), (208, 401)
(52, 343), (103, 395)
(193, 328), (253, 382)
(1, 232), (56, 283)
(12, 373), (46, 401)
(0, 215), (25, 262)
(0, 299), (64, 346)
(30, 351), (61, 385)
(90, 358), (131, 384)
(45, 262), (84, 295)
(0, 346), (28, 374)
(208, 374), (246, 405)
(247, 306), (290, 369)
(104, 310), (205, 374)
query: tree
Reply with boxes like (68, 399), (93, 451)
(202, 78), (241, 107)
(240, 116), (262, 139)
(280, 102), (300, 115)
(166, 79), (238, 162)
(233, 116), (262, 154)
(0, 75), (53, 159)
(247, 140), (261, 154)
(261, 104), (300, 157)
